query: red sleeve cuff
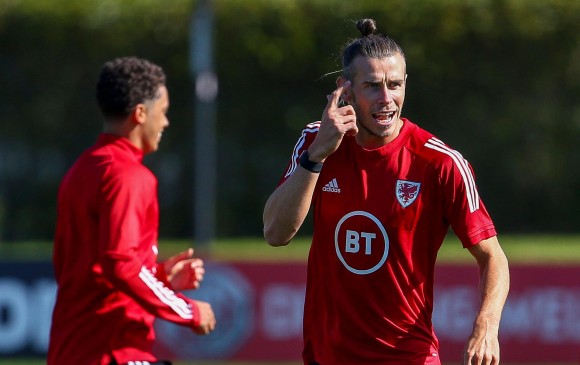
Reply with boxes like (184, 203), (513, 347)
(155, 262), (174, 290)
(462, 225), (497, 248)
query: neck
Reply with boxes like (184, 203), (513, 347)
(103, 120), (142, 150)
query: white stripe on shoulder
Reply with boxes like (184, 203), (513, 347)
(305, 121), (321, 130)
(139, 266), (193, 319)
(424, 137), (480, 213)
(430, 138), (478, 204)
(285, 122), (320, 178)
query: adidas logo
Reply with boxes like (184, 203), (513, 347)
(322, 178), (341, 193)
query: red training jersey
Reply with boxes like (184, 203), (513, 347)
(48, 134), (201, 365)
(279, 119), (496, 365)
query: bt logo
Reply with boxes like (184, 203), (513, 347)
(334, 211), (389, 275)
(345, 230), (376, 255)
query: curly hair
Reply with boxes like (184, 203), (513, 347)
(96, 57), (166, 120)
(341, 19), (406, 80)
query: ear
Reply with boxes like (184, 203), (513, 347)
(132, 104), (147, 125)
(336, 76), (352, 104)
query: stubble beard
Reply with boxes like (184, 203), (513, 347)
(354, 104), (401, 139)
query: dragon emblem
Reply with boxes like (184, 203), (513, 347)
(396, 180), (421, 208)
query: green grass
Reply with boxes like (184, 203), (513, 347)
(198, 234), (580, 264)
(181, 234), (580, 264)
(4, 234), (579, 263)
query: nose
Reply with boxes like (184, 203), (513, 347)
(378, 85), (394, 105)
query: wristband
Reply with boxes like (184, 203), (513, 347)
(299, 150), (323, 173)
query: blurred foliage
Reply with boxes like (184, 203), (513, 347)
(0, 0), (578, 241)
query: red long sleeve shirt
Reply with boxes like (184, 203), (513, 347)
(48, 134), (200, 365)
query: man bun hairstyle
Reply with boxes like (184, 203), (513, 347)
(341, 18), (405, 80)
(96, 56), (166, 121)
(357, 18), (377, 37)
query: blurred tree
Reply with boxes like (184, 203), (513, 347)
(0, 0), (578, 241)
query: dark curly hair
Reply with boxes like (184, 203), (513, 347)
(341, 19), (405, 80)
(96, 57), (166, 120)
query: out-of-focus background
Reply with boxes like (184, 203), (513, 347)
(1, 0), (579, 364)
(1, 0), (579, 241)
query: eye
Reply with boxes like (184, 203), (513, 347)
(388, 81), (403, 89)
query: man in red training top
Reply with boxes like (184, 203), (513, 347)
(48, 56), (216, 365)
(263, 19), (509, 365)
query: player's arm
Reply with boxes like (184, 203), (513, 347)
(263, 165), (320, 246)
(99, 170), (215, 334)
(263, 80), (357, 246)
(103, 252), (215, 334)
(463, 235), (510, 365)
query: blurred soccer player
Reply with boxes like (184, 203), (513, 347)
(48, 57), (215, 365)
(263, 19), (509, 365)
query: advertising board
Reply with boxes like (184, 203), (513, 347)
(1, 261), (579, 362)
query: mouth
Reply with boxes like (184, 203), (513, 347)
(372, 110), (396, 126)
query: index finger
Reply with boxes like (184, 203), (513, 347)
(325, 80), (351, 111)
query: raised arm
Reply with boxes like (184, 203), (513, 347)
(263, 80), (357, 246)
(463, 235), (510, 365)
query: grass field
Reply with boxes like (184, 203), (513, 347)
(3, 233), (580, 263)
(1, 234), (579, 365)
